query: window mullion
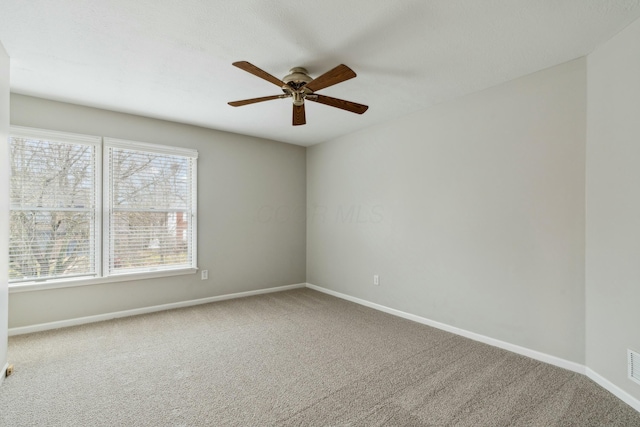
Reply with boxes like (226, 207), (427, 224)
(103, 144), (112, 278)
(95, 139), (103, 279)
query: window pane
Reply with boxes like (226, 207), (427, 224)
(9, 132), (98, 283)
(111, 149), (191, 209)
(10, 137), (96, 209)
(9, 210), (95, 281)
(109, 211), (192, 273)
(105, 141), (196, 276)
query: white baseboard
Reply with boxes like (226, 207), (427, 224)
(8, 283), (306, 336)
(586, 368), (640, 413)
(306, 283), (584, 374)
(306, 283), (640, 413)
(0, 362), (8, 387)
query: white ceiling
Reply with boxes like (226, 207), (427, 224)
(1, 1), (639, 146)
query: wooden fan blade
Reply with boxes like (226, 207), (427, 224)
(293, 104), (306, 126)
(308, 94), (368, 114)
(228, 95), (283, 107)
(305, 64), (356, 92)
(232, 61), (285, 87)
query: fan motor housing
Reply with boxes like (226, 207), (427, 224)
(282, 67), (313, 91)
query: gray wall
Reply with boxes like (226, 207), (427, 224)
(586, 17), (640, 400)
(307, 59), (587, 363)
(8, 94), (306, 328)
(0, 43), (9, 380)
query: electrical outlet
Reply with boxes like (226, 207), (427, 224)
(201, 270), (208, 280)
(373, 275), (379, 286)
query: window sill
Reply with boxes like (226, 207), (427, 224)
(8, 268), (199, 294)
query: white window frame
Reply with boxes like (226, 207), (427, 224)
(103, 137), (198, 278)
(8, 126), (102, 283)
(8, 127), (198, 293)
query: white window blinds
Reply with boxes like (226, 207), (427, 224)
(8, 129), (100, 282)
(104, 139), (197, 276)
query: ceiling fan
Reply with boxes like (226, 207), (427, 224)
(228, 61), (368, 126)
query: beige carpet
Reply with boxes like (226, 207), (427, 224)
(1, 288), (639, 426)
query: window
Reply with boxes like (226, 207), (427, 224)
(8, 127), (198, 286)
(103, 138), (197, 276)
(9, 128), (100, 282)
